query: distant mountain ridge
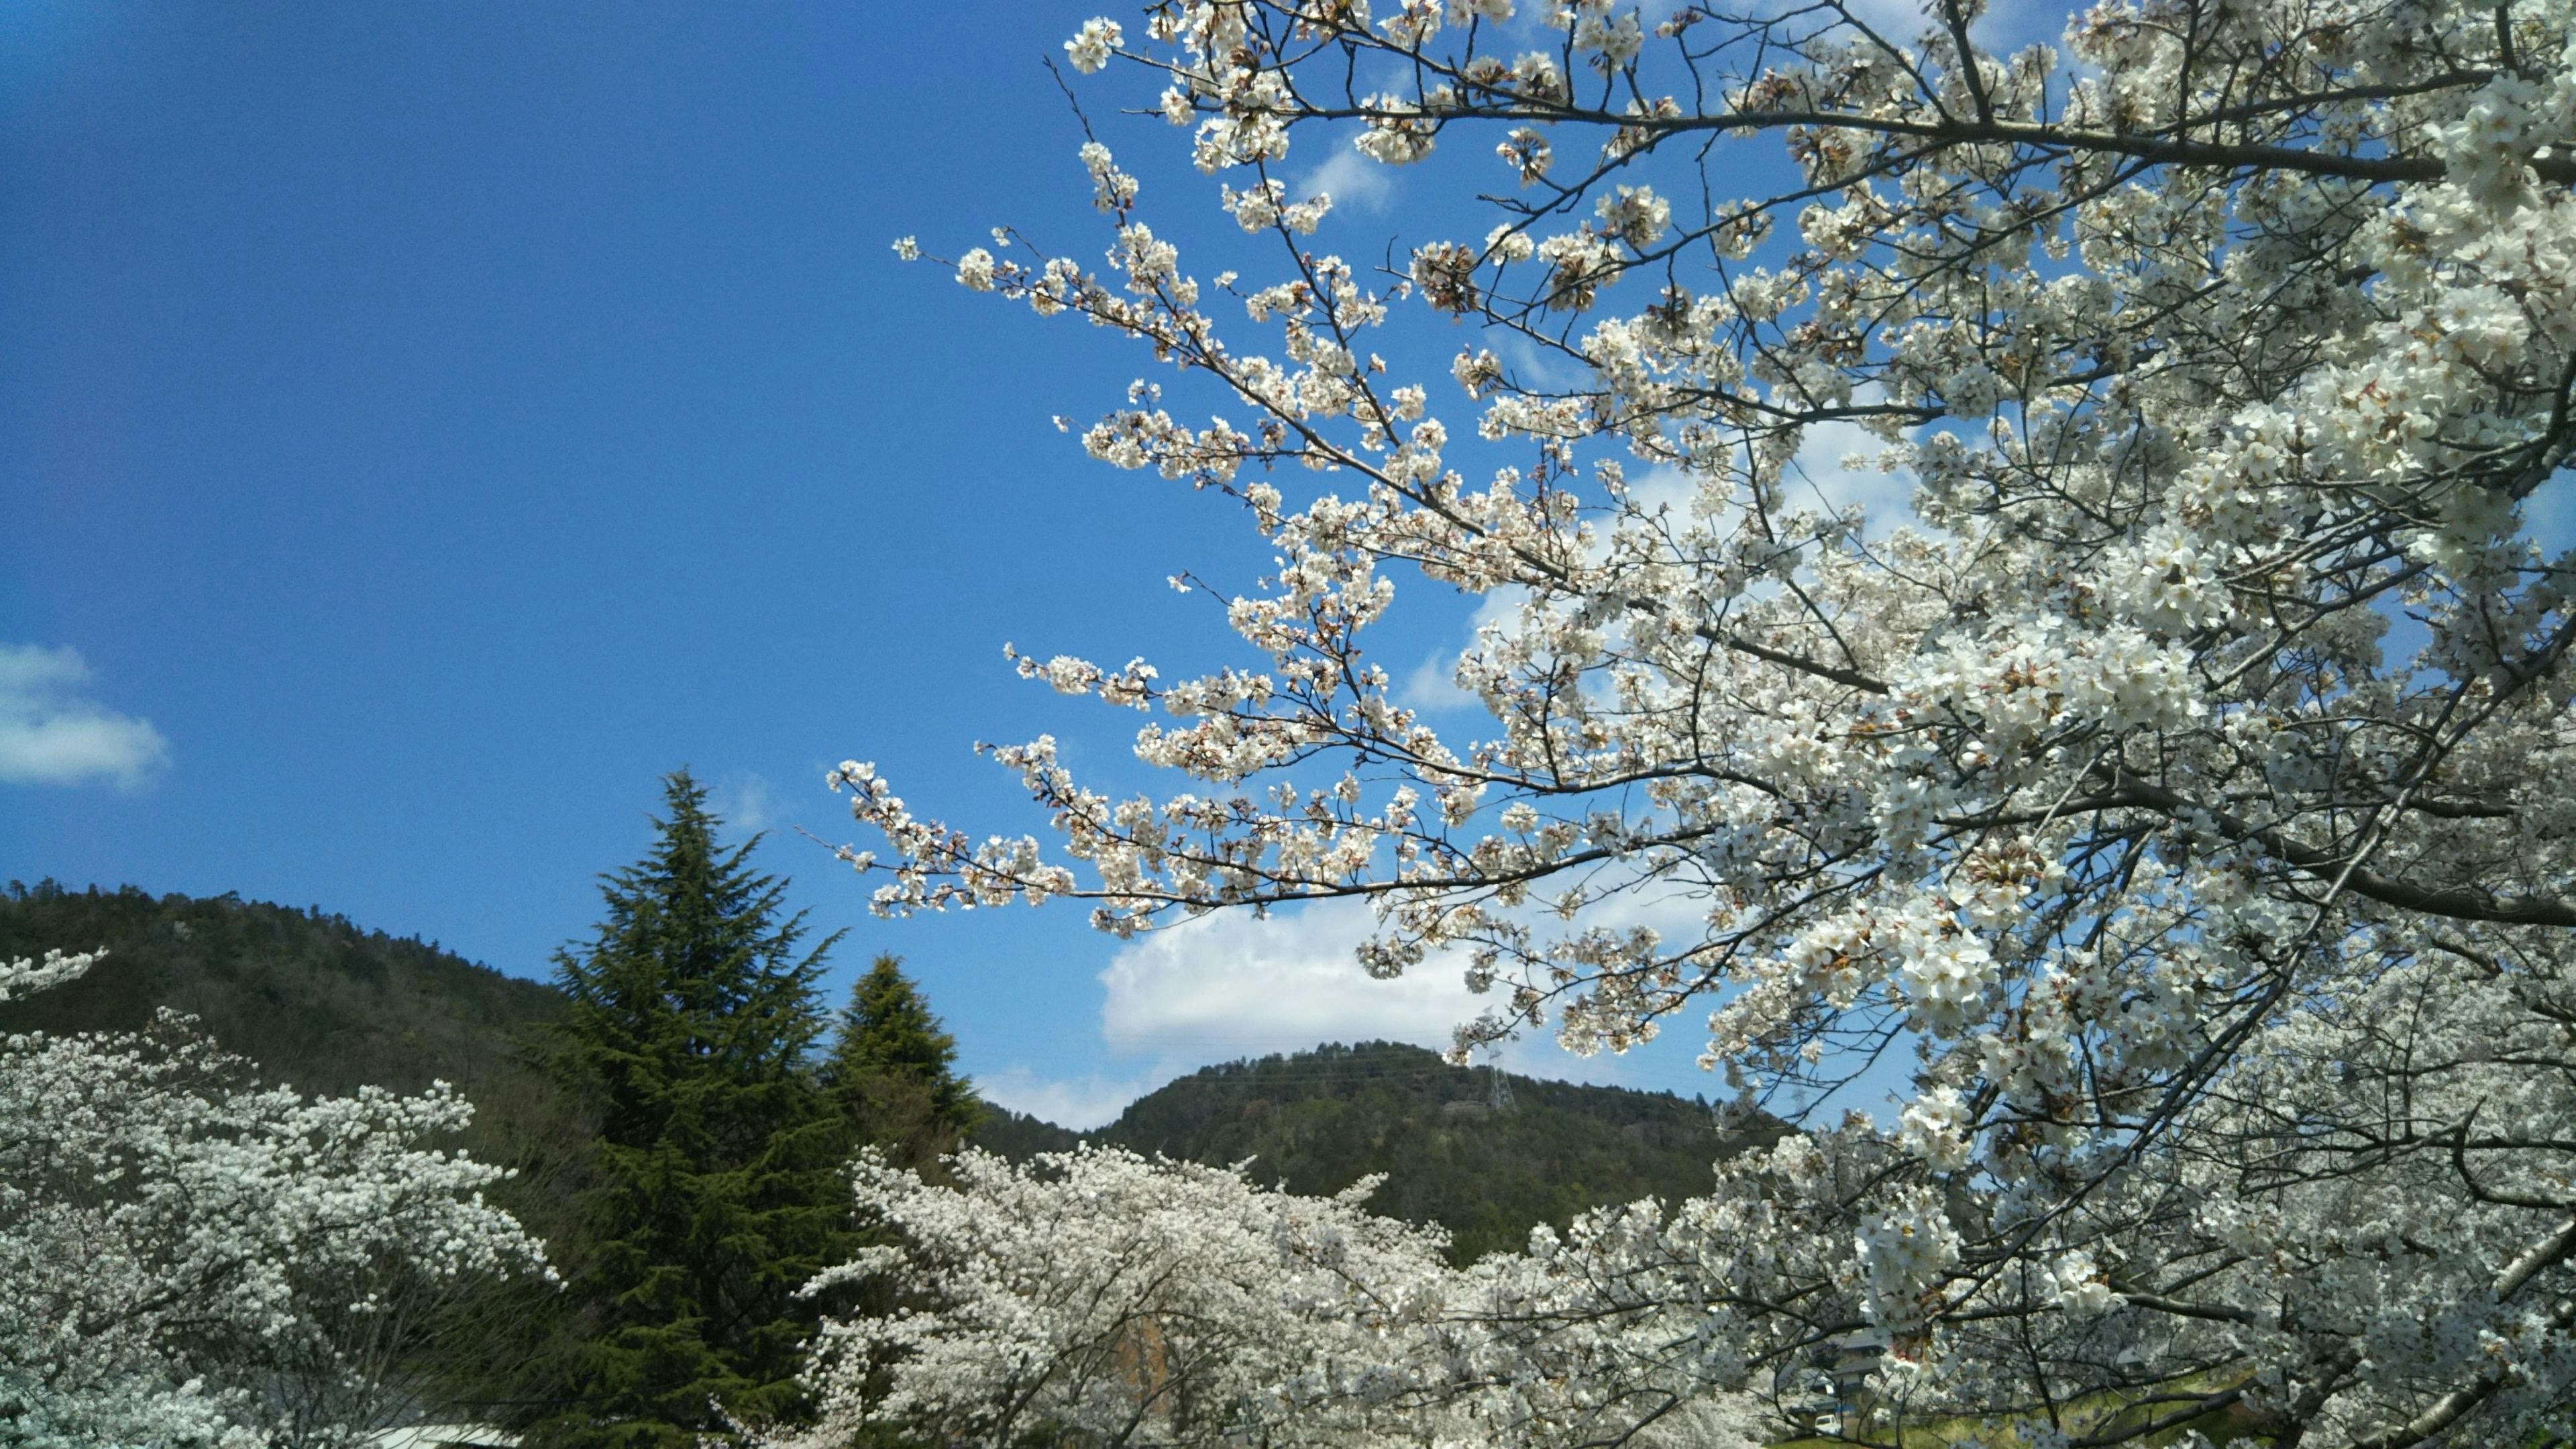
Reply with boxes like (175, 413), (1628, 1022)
(0, 879), (562, 1102)
(983, 1040), (1781, 1261)
(0, 882), (1772, 1263)
(0, 879), (598, 1360)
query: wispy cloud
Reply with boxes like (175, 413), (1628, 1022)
(1399, 649), (1476, 715)
(1295, 141), (1397, 216)
(1835, 0), (1933, 42)
(1101, 892), (1716, 1071)
(1398, 429), (1913, 716)
(0, 644), (170, 790)
(710, 771), (783, 834)
(1401, 586), (1523, 715)
(1816, 0), (2063, 57)
(987, 888), (1736, 1128)
(980, 904), (1522, 1130)
(1784, 418), (1917, 537)
(1491, 329), (1589, 394)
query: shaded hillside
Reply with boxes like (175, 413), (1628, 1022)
(3, 882), (1775, 1266)
(0, 878), (596, 1246)
(973, 1102), (1085, 1159)
(0, 879), (565, 1102)
(975, 1042), (1782, 1263)
(0, 880), (600, 1417)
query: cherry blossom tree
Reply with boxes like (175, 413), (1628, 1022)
(0, 949), (551, 1448)
(773, 1144), (1776, 1449)
(840, 1), (2576, 1444)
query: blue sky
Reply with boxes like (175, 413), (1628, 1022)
(1, 0), (1776, 1125)
(35, 0), (2506, 1129)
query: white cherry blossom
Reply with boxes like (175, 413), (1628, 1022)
(852, 3), (2576, 1442)
(0, 949), (549, 1448)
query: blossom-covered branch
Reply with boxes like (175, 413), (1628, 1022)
(842, 1), (2576, 1442)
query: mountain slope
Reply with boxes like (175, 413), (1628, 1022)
(0, 880), (598, 1419)
(0, 879), (563, 1100)
(1041, 1041), (1780, 1262)
(3, 882), (1770, 1265)
(0, 878), (597, 1235)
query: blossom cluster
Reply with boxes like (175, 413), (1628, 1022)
(771, 1144), (1781, 1449)
(0, 949), (550, 1447)
(847, 0), (2576, 1438)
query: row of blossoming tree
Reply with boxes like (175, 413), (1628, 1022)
(0, 778), (994, 1449)
(802, 0), (2576, 1445)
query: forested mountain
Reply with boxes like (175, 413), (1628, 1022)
(0, 881), (598, 1427)
(1024, 1042), (1782, 1261)
(1, 883), (1770, 1265)
(0, 879), (593, 1220)
(0, 879), (563, 1102)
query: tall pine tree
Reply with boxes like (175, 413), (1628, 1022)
(532, 772), (847, 1448)
(820, 956), (983, 1173)
(811, 957), (985, 1449)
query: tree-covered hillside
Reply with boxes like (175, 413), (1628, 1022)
(0, 879), (564, 1101)
(0, 878), (598, 1214)
(1067, 1043), (1782, 1263)
(0, 883), (1770, 1267)
(0, 880), (597, 1428)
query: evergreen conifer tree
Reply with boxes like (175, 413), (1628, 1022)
(531, 772), (847, 1448)
(820, 955), (983, 1173)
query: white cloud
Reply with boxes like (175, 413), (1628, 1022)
(1786, 417), (1917, 537)
(0, 644), (169, 790)
(976, 903), (1503, 1131)
(1491, 329), (1589, 394)
(1835, 0), (1932, 41)
(710, 771), (782, 833)
(1613, 430), (1916, 541)
(987, 890), (1735, 1128)
(1102, 898), (1491, 1059)
(1400, 585), (1523, 715)
(978, 1065), (1173, 1132)
(1800, 0), (2036, 48)
(1102, 892), (1716, 1072)
(1295, 142), (1396, 216)
(1400, 650), (1470, 714)
(1968, 0), (2065, 50)
(1397, 428), (1915, 715)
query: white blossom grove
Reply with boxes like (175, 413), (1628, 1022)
(773, 1144), (1778, 1449)
(0, 949), (552, 1448)
(836, 0), (2576, 1444)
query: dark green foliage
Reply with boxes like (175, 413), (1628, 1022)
(969, 1103), (1083, 1160)
(809, 956), (989, 1449)
(530, 773), (849, 1448)
(0, 880), (589, 1230)
(975, 1041), (1784, 1263)
(820, 955), (984, 1173)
